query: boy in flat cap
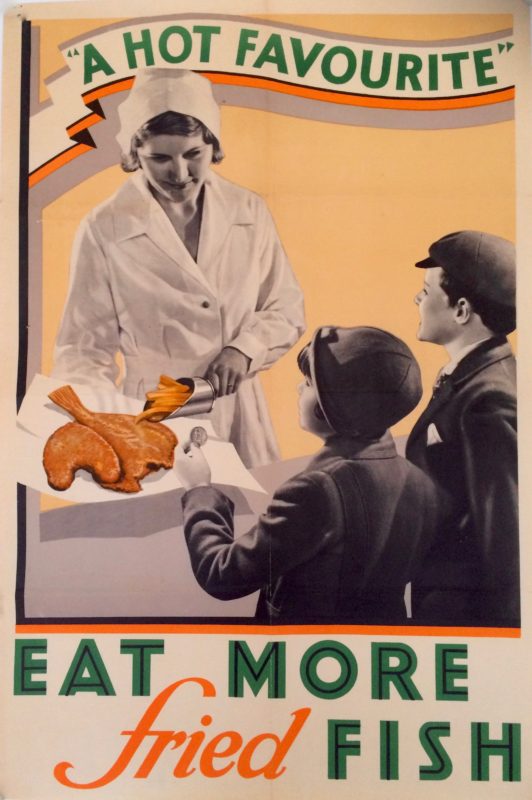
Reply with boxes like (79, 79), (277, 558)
(406, 230), (519, 625)
(174, 326), (442, 623)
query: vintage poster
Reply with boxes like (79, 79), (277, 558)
(1, 0), (531, 797)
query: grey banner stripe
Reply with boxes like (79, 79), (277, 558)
(213, 83), (513, 130)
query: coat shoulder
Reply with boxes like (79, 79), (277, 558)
(327, 450), (441, 499)
(267, 461), (358, 522)
(82, 178), (139, 238)
(272, 464), (337, 502)
(457, 353), (516, 414)
(209, 173), (269, 215)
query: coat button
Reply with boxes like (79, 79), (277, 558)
(201, 300), (210, 309)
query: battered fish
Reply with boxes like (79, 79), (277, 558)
(43, 422), (121, 491)
(47, 385), (178, 493)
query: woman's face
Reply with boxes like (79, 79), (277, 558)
(136, 132), (213, 204)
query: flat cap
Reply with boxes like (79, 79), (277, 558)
(415, 230), (515, 308)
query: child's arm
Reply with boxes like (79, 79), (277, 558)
(180, 472), (330, 601)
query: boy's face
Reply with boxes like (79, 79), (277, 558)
(298, 378), (328, 436)
(414, 267), (458, 345)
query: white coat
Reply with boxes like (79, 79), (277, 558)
(52, 170), (306, 467)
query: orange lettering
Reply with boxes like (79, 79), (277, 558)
(54, 677), (215, 789)
(238, 707), (311, 778)
(200, 731), (244, 777)
(173, 715), (212, 777)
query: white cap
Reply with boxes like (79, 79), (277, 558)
(116, 68), (220, 154)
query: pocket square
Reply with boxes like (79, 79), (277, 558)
(426, 423), (443, 445)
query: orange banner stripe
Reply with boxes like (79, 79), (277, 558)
(67, 112), (104, 138)
(82, 76), (135, 105)
(203, 72), (515, 111)
(15, 624), (521, 638)
(28, 142), (93, 188)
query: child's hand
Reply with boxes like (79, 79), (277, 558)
(174, 443), (212, 490)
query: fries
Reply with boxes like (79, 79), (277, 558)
(134, 376), (193, 423)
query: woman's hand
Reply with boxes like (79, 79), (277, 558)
(174, 444), (212, 491)
(206, 346), (251, 397)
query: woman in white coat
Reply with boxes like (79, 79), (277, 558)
(52, 69), (305, 467)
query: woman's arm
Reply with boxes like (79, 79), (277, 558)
(225, 198), (306, 373)
(52, 217), (121, 388)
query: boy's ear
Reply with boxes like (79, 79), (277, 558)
(314, 403), (326, 421)
(453, 297), (473, 326)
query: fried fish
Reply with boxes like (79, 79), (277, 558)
(43, 421), (122, 491)
(46, 385), (178, 493)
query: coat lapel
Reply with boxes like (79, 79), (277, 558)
(196, 173), (254, 285)
(408, 378), (455, 445)
(408, 336), (512, 446)
(114, 173), (214, 294)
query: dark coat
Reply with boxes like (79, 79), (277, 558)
(181, 433), (442, 624)
(406, 336), (519, 625)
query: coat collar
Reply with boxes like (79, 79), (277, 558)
(445, 335), (512, 388)
(408, 336), (513, 443)
(112, 171), (255, 293)
(308, 430), (398, 471)
(113, 171), (254, 242)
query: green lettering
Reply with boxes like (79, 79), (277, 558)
(14, 639), (47, 695)
(428, 53), (439, 90)
(471, 723), (521, 781)
(435, 644), (468, 701)
(328, 720), (361, 779)
(83, 44), (115, 85)
(236, 28), (259, 66)
(59, 639), (115, 696)
(380, 720), (399, 780)
(371, 643), (422, 700)
(193, 25), (221, 62)
(360, 49), (392, 89)
(159, 26), (192, 64)
(474, 48), (497, 86)
(300, 641), (357, 699)
(321, 46), (356, 85)
(252, 33), (288, 74)
(396, 53), (423, 91)
(228, 640), (285, 698)
(290, 37), (325, 78)
(441, 51), (469, 89)
(123, 29), (154, 69)
(419, 722), (453, 780)
(120, 640), (164, 696)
